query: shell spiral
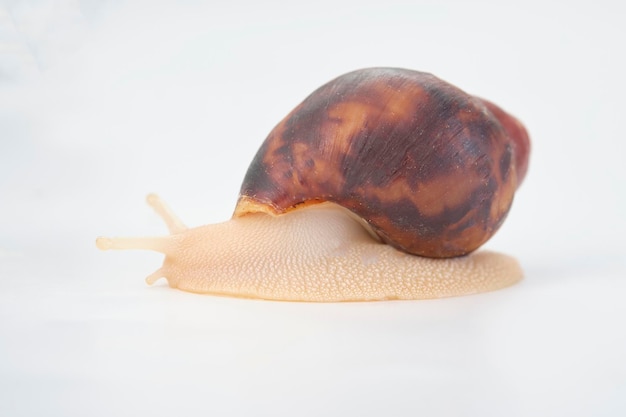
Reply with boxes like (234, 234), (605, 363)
(236, 68), (530, 258)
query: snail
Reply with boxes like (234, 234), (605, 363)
(96, 67), (530, 302)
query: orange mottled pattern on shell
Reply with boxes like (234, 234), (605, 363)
(236, 68), (525, 258)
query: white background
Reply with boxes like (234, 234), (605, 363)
(1, 1), (625, 416)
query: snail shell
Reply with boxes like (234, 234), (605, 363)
(96, 67), (530, 301)
(236, 68), (530, 257)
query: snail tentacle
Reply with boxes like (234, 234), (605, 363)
(146, 193), (187, 233)
(95, 235), (174, 255)
(145, 268), (166, 285)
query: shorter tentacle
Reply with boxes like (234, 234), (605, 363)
(145, 268), (166, 285)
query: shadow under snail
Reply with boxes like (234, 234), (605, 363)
(96, 67), (531, 302)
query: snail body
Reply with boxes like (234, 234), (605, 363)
(97, 68), (530, 302)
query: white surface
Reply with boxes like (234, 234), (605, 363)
(1, 1), (625, 416)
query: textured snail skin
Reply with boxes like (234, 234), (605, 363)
(96, 68), (530, 301)
(96, 197), (522, 301)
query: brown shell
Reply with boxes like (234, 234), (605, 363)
(235, 68), (530, 258)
